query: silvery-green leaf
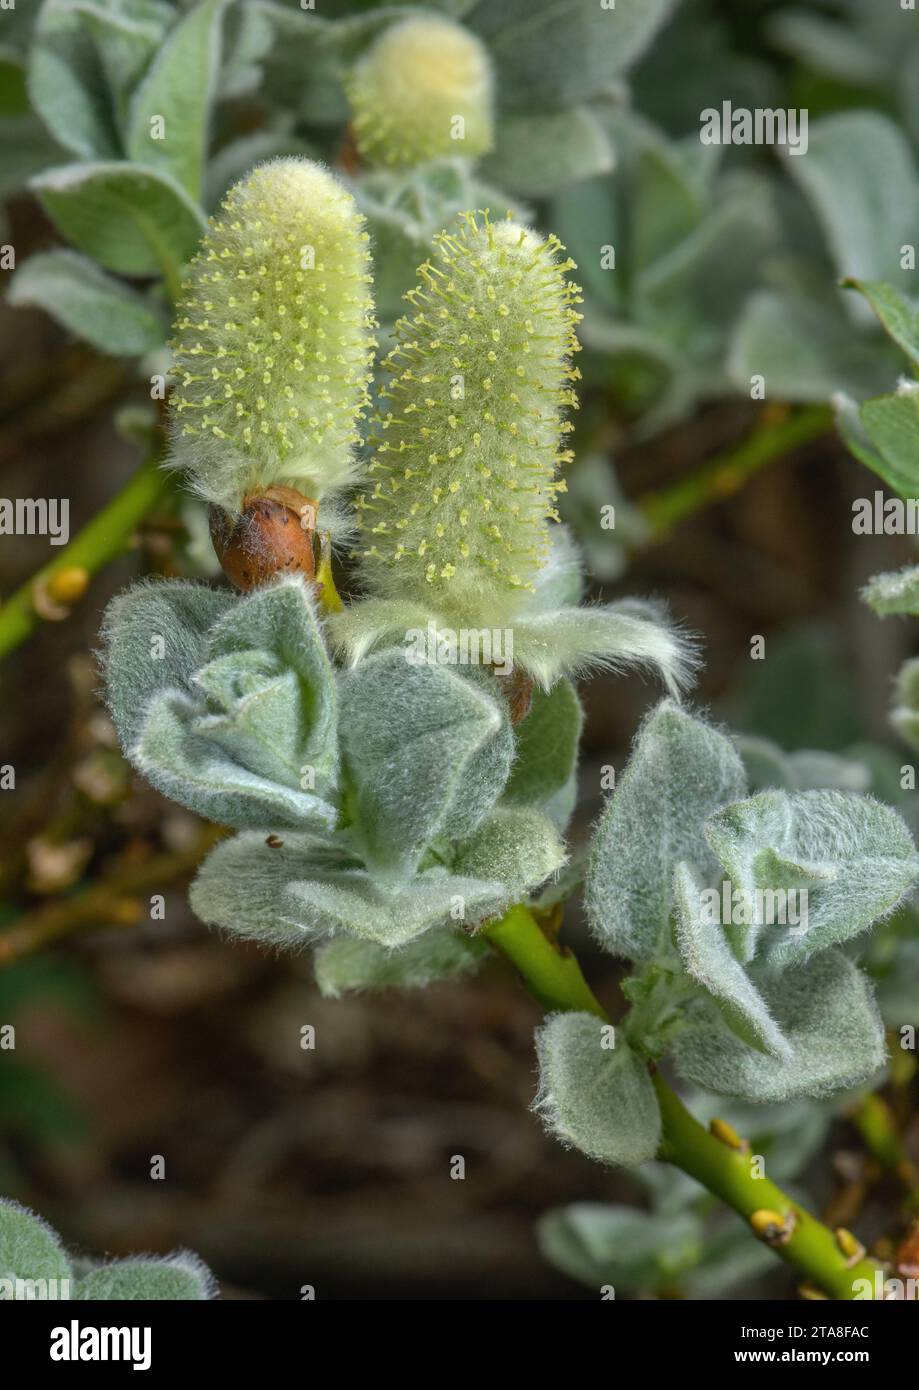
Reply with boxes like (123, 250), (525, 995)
(684, 1221), (777, 1300)
(195, 577), (339, 798)
(0, 1200), (72, 1298)
(845, 279), (919, 370)
(29, 0), (120, 159)
(482, 106), (614, 197)
(127, 0), (226, 199)
(285, 865), (507, 946)
(190, 829), (345, 946)
(673, 863), (790, 1058)
(538, 1202), (702, 1292)
(74, 1), (167, 130)
(338, 649), (513, 885)
(314, 926), (488, 999)
(31, 161), (207, 284)
(103, 578), (338, 829)
(585, 701), (747, 963)
(503, 679), (582, 810)
(191, 830), (505, 948)
(75, 1251), (215, 1301)
(533, 1012), (661, 1167)
(471, 0), (677, 109)
(675, 950), (886, 1103)
(858, 387), (919, 500)
(728, 289), (895, 402)
(787, 113), (919, 316)
(7, 249), (167, 356)
(705, 789), (919, 968)
(863, 564), (919, 617)
(220, 0), (275, 99)
(453, 806), (566, 902)
(102, 579), (233, 750)
(740, 736), (872, 795)
(766, 10), (888, 87)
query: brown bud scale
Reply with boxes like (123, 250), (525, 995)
(209, 488), (318, 591)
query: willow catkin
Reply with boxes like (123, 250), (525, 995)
(169, 159), (376, 515)
(357, 211), (582, 610)
(346, 15), (494, 169)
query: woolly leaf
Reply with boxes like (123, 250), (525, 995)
(538, 1203), (702, 1292)
(472, 0), (676, 109)
(787, 113), (919, 308)
(75, 1), (170, 131)
(728, 289), (894, 403)
(195, 577), (339, 797)
(705, 789), (919, 968)
(314, 926), (488, 998)
(102, 579), (232, 748)
(31, 161), (206, 282)
(533, 1013), (661, 1167)
(75, 1251), (215, 1301)
(190, 829), (339, 946)
(287, 865), (511, 946)
(845, 279), (919, 370)
(29, 0), (120, 160)
(862, 564), (919, 617)
(503, 679), (582, 808)
(673, 863), (790, 1058)
(585, 701), (747, 963)
(346, 14), (494, 168)
(482, 107), (614, 198)
(737, 735), (872, 794)
(126, 0), (225, 199)
(168, 158), (375, 513)
(7, 249), (166, 356)
(453, 805), (566, 901)
(191, 830), (506, 948)
(858, 388), (919, 501)
(510, 600), (696, 693)
(675, 950), (886, 1103)
(338, 648), (513, 884)
(102, 578), (339, 829)
(357, 211), (581, 610)
(0, 1200), (71, 1298)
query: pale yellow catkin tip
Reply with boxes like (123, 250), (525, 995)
(347, 15), (494, 168)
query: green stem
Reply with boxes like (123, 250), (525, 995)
(0, 454), (171, 663)
(636, 405), (832, 537)
(485, 903), (606, 1018)
(483, 902), (886, 1300)
(850, 1092), (919, 1200)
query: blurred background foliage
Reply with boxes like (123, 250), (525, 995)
(0, 0), (917, 1298)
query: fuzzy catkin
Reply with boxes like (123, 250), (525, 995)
(168, 159), (376, 514)
(357, 211), (582, 608)
(346, 15), (494, 169)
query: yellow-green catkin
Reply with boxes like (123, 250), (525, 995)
(357, 211), (582, 609)
(346, 15), (494, 169)
(169, 158), (376, 515)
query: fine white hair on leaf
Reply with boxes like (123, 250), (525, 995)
(510, 600), (701, 693)
(533, 1012), (661, 1168)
